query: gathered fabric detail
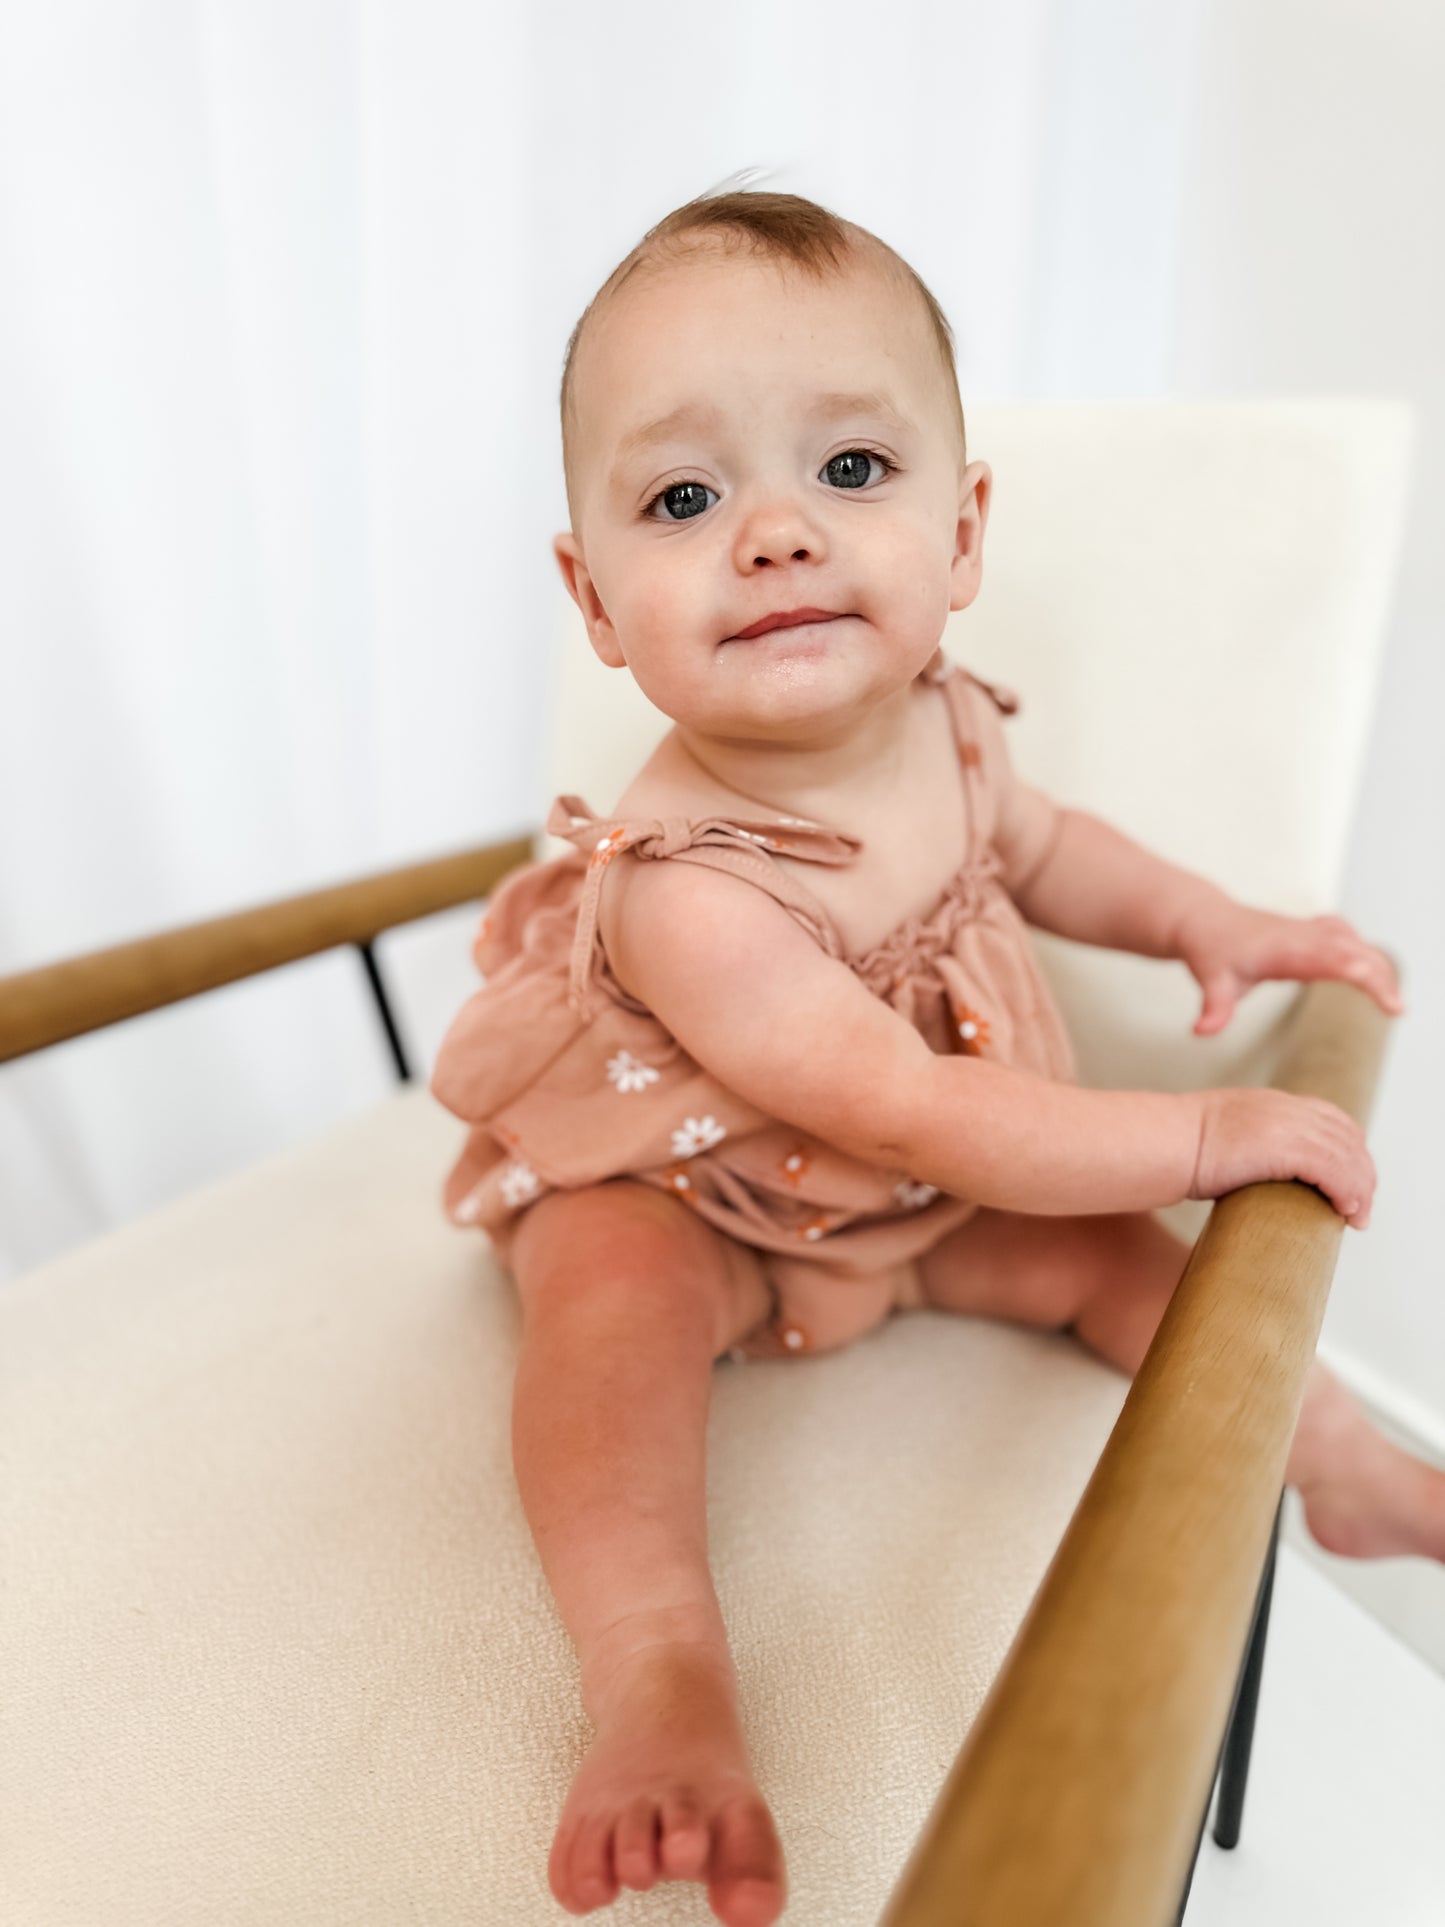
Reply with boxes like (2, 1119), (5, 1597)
(850, 850), (1006, 1011)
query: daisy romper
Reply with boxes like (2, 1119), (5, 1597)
(431, 648), (1079, 1359)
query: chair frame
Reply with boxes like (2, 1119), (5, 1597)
(0, 833), (1393, 1926)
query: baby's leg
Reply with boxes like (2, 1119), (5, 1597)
(507, 1179), (786, 1925)
(917, 1208), (1445, 1563)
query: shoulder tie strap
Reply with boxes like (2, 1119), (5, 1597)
(921, 644), (1022, 714)
(922, 656), (1014, 868)
(547, 796), (862, 1017)
(959, 666), (1021, 715)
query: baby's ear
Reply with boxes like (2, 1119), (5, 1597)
(949, 460), (992, 613)
(553, 533), (626, 668)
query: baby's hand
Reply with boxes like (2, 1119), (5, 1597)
(1174, 900), (1405, 1037)
(1190, 1088), (1376, 1228)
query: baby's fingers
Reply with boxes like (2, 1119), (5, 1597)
(1308, 921), (1405, 1015)
(1312, 1115), (1376, 1228)
(1341, 946), (1405, 1016)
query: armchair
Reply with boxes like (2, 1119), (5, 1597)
(0, 403), (1415, 1924)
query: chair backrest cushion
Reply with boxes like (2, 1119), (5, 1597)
(541, 402), (1411, 1100)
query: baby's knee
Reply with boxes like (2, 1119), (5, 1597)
(509, 1180), (768, 1356)
(1049, 1210), (1189, 1324)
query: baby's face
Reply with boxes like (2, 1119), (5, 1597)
(556, 246), (989, 741)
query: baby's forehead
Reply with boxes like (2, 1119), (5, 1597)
(571, 241), (945, 458)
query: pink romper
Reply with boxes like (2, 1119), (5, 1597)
(431, 649), (1078, 1357)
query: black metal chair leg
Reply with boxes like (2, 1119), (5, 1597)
(1213, 1492), (1283, 1848)
(1171, 1490), (1284, 1922)
(356, 941), (413, 1083)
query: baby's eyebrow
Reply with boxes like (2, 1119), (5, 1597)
(807, 389), (914, 436)
(612, 402), (724, 475)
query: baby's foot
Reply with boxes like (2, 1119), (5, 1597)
(550, 1634), (786, 1925)
(1291, 1372), (1445, 1561)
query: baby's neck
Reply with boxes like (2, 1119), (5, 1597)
(671, 678), (918, 820)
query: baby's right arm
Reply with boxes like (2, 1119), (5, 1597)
(602, 856), (1376, 1228)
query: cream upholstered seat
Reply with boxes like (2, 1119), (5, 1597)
(0, 403), (1410, 1925)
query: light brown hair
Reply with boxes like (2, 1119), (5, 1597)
(560, 189), (967, 522)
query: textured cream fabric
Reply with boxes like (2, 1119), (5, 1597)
(1, 1087), (1125, 1924)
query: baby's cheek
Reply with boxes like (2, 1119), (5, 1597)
(612, 585), (692, 675)
(612, 571), (719, 712)
(867, 534), (953, 636)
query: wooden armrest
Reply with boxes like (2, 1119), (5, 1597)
(0, 834), (535, 1064)
(882, 971), (1396, 1927)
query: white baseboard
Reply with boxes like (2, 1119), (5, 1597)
(1315, 1340), (1445, 1466)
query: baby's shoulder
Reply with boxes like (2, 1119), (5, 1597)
(592, 785), (851, 1008)
(596, 823), (804, 988)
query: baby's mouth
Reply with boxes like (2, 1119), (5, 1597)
(727, 609), (849, 641)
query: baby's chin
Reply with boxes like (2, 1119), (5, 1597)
(676, 636), (929, 739)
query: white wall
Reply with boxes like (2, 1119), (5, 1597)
(1, 0), (1441, 1434)
(1167, 0), (1445, 1433)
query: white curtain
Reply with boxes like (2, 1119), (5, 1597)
(2, 0), (1443, 1438)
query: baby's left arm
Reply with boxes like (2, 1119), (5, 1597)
(1007, 802), (1405, 1038)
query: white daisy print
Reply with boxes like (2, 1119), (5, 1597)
(453, 1186), (487, 1225)
(670, 1115), (727, 1158)
(606, 1049), (660, 1094)
(500, 1160), (541, 1208)
(894, 1179), (939, 1210)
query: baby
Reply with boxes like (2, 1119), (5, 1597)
(431, 191), (1438, 1926)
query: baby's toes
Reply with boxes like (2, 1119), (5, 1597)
(613, 1797), (661, 1891)
(546, 1816), (580, 1911)
(557, 1811), (618, 1915)
(708, 1793), (787, 1927)
(658, 1790), (710, 1878)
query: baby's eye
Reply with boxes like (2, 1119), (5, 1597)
(821, 449), (893, 490)
(645, 481), (718, 522)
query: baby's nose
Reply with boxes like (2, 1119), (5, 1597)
(734, 499), (826, 570)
